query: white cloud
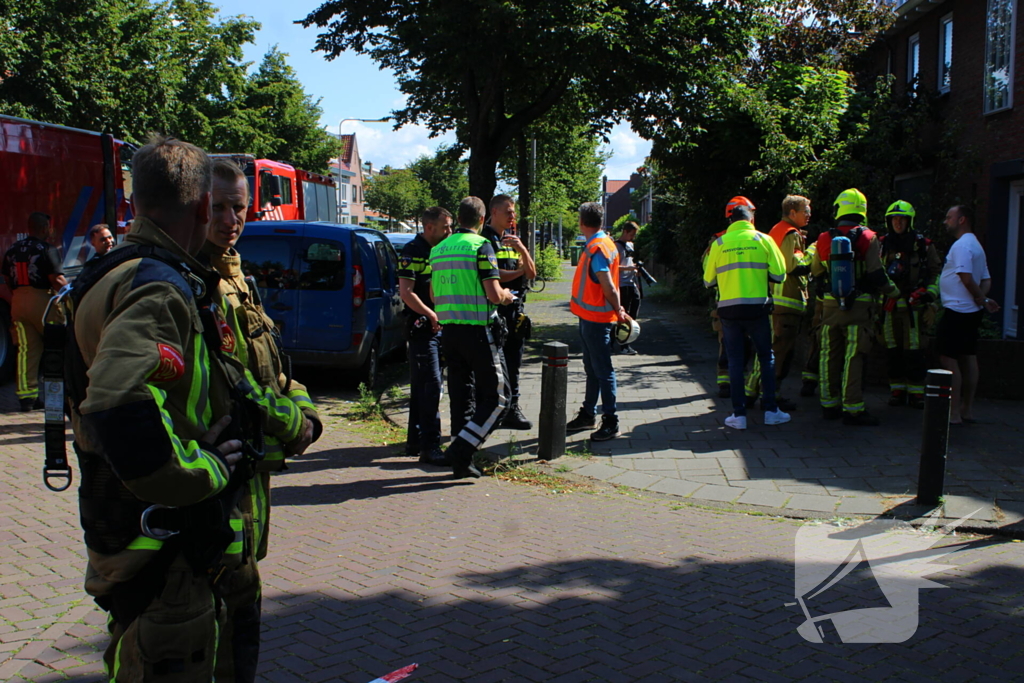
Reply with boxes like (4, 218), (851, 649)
(331, 119), (458, 170)
(601, 123), (652, 181)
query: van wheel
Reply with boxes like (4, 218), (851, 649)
(0, 302), (14, 385)
(359, 337), (379, 389)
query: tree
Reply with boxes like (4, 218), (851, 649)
(364, 167), (431, 229)
(408, 146), (469, 213)
(303, 0), (750, 202)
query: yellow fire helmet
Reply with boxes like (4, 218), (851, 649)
(885, 200), (916, 231)
(834, 188), (868, 220)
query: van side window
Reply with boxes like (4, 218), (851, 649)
(240, 238), (297, 289)
(301, 240), (346, 290)
(373, 241), (391, 282)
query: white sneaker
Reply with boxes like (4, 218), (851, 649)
(764, 409), (791, 425)
(724, 414), (747, 430)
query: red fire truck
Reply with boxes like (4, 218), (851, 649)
(209, 154), (338, 223)
(1, 115), (134, 382)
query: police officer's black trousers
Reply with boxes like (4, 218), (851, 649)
(442, 324), (509, 466)
(406, 333), (442, 455)
(498, 304), (525, 401)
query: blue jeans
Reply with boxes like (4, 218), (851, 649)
(721, 316), (776, 416)
(578, 319), (617, 416)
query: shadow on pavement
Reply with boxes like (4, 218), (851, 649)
(254, 545), (1023, 682)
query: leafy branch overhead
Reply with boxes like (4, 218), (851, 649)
(303, 0), (751, 201)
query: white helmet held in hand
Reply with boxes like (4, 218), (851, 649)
(614, 318), (640, 345)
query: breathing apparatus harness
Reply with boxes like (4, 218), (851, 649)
(42, 244), (265, 622)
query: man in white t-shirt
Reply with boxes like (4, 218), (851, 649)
(937, 205), (1000, 424)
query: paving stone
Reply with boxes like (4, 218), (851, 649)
(690, 484), (745, 503)
(646, 478), (703, 498)
(737, 490), (790, 508)
(942, 495), (997, 522)
(835, 497), (887, 515)
(575, 463), (626, 482)
(784, 494), (839, 512)
(607, 471), (664, 491)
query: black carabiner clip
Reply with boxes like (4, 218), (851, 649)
(43, 467), (73, 492)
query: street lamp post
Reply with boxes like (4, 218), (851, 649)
(336, 117), (390, 223)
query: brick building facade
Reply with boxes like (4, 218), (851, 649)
(871, 0), (1023, 338)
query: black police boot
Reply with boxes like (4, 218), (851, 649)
(800, 380), (817, 397)
(419, 446), (449, 466)
(566, 409), (597, 433)
(447, 440), (481, 479)
(501, 401), (532, 430)
(590, 414), (620, 442)
(718, 383), (731, 399)
(822, 406), (843, 420)
(843, 411), (881, 426)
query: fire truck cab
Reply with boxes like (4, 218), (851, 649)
(210, 154), (337, 223)
(1, 115), (134, 382)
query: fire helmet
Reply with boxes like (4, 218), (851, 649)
(834, 188), (868, 220)
(614, 318), (641, 345)
(725, 196), (756, 218)
(885, 200), (916, 231)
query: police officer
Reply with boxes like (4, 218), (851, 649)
(703, 197), (791, 430)
(398, 206), (452, 465)
(430, 196), (513, 479)
(482, 194), (535, 430)
(810, 188), (895, 426)
(744, 195), (812, 411)
(2, 212), (66, 411)
(67, 137), (306, 681)
(199, 158), (321, 681)
(879, 200), (941, 408)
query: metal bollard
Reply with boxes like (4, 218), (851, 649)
(538, 341), (568, 460)
(916, 368), (953, 507)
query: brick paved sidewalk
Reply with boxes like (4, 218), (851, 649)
(389, 264), (1024, 533)
(3, 393), (1024, 682)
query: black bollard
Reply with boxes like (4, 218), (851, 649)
(916, 368), (953, 507)
(538, 341), (568, 460)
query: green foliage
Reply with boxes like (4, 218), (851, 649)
(0, 0), (336, 172)
(535, 246), (562, 281)
(408, 146), (469, 213)
(351, 383), (385, 421)
(303, 0), (750, 199)
(364, 167), (431, 229)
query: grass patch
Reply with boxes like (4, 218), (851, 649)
(566, 442), (595, 459)
(484, 459), (594, 493)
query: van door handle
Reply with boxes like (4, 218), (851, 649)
(270, 302), (293, 311)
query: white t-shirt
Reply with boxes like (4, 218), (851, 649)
(940, 232), (991, 313)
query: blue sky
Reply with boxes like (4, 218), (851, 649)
(213, 0), (651, 182)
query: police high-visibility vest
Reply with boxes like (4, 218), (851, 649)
(571, 233), (619, 323)
(702, 220), (786, 313)
(430, 231), (493, 326)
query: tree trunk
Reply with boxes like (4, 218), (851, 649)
(468, 147), (499, 205)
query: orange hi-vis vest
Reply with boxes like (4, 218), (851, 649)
(571, 233), (620, 323)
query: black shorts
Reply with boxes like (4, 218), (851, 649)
(937, 308), (984, 358)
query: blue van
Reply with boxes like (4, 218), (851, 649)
(236, 221), (405, 386)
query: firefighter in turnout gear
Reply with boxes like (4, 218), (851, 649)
(198, 159), (321, 681)
(1, 212), (67, 410)
(481, 194), (536, 430)
(810, 188), (895, 426)
(879, 200), (941, 408)
(430, 197), (514, 479)
(744, 195), (813, 411)
(65, 138), (306, 682)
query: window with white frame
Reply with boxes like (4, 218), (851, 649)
(984, 0), (1017, 113)
(939, 14), (953, 93)
(907, 33), (921, 86)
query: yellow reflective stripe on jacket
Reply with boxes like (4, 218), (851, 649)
(126, 535), (164, 551)
(237, 367), (304, 444)
(146, 385), (229, 494)
(287, 387), (315, 412)
(773, 294), (805, 313)
(185, 334), (211, 431)
(227, 517), (244, 556)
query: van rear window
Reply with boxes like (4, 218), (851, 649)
(239, 237), (297, 290)
(300, 239), (347, 290)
